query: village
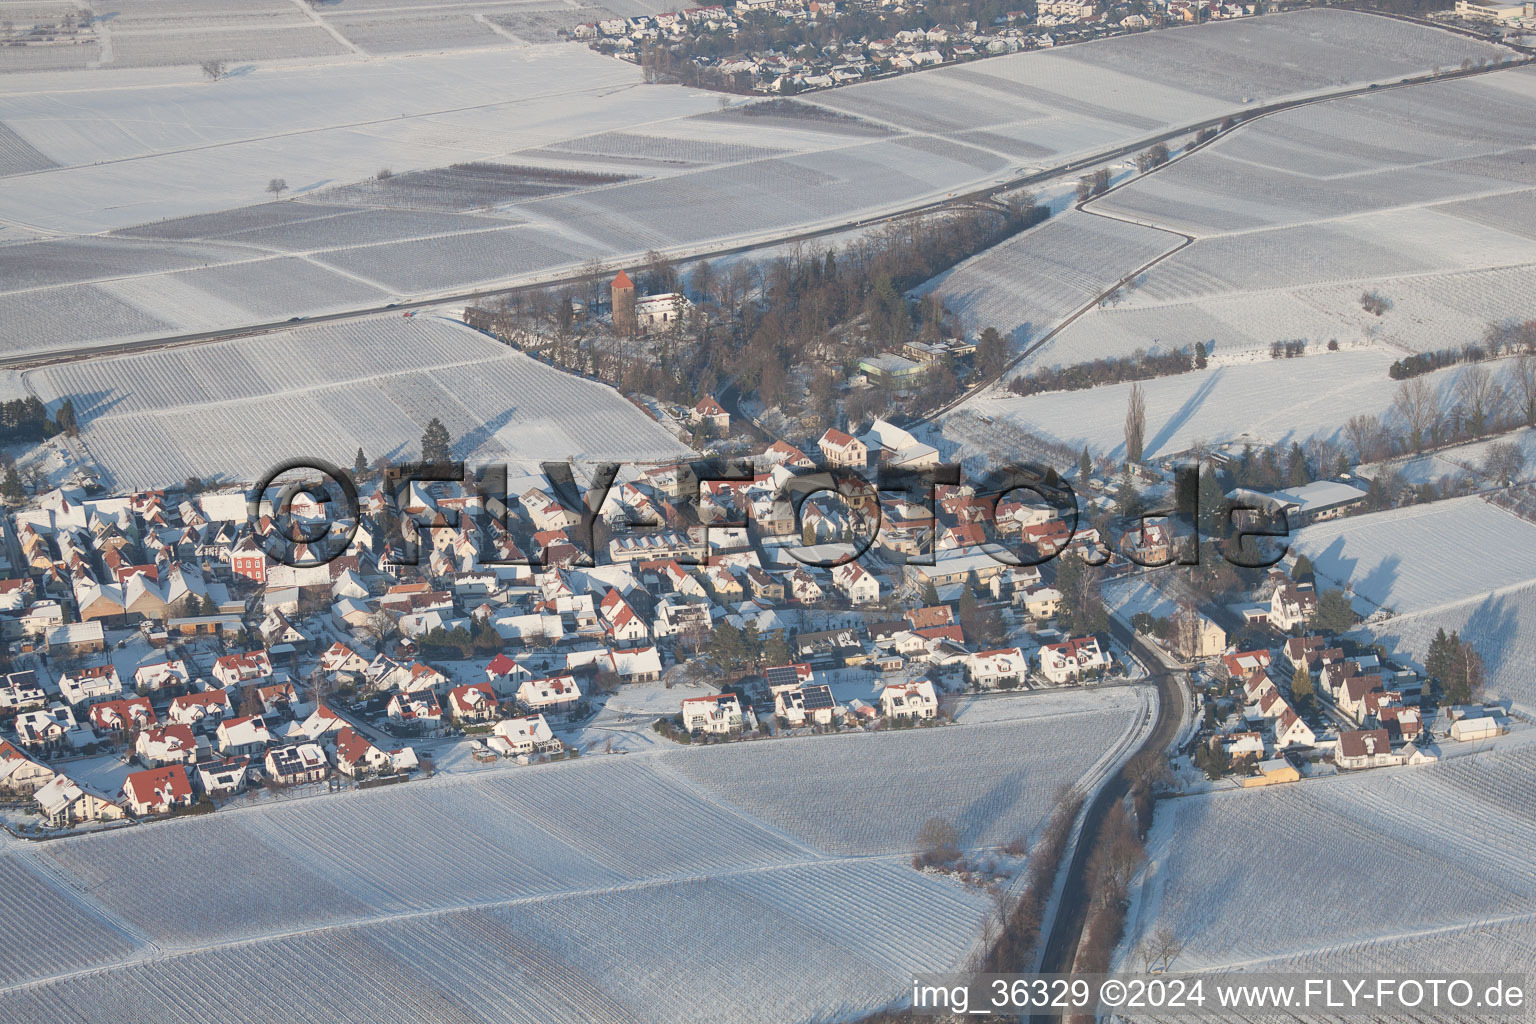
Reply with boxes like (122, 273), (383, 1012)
(575, 0), (1284, 94)
(0, 366), (1514, 835)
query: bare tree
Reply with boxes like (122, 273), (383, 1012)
(201, 60), (227, 82)
(1138, 924), (1185, 974)
(1482, 441), (1528, 487)
(1392, 377), (1437, 453)
(360, 611), (397, 651)
(915, 817), (961, 864)
(1506, 354), (1536, 428)
(265, 177), (289, 200)
(1456, 364), (1506, 437)
(1344, 413), (1387, 464)
(1124, 382), (1147, 464)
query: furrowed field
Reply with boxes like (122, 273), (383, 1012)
(0, 692), (1149, 1023)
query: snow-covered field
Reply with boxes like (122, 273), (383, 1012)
(1371, 581), (1536, 714)
(940, 348), (1529, 465)
(1025, 67), (1536, 370)
(23, 315), (693, 489)
(1289, 496), (1536, 619)
(920, 209), (1181, 347)
(0, 692), (1145, 1023)
(0, 10), (1510, 355)
(1121, 742), (1536, 985)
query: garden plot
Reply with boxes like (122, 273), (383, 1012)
(1290, 496), (1536, 618)
(0, 702), (1141, 1022)
(1026, 289), (1360, 368)
(1122, 744), (1536, 975)
(0, 236), (251, 293)
(1361, 426), (1536, 490)
(0, 854), (139, 985)
(161, 207), (512, 251)
(921, 209), (1181, 347)
(148, 257), (388, 317)
(24, 315), (692, 489)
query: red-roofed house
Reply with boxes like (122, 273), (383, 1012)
(447, 683), (499, 722)
(1038, 636), (1110, 684)
(817, 428), (867, 468)
(134, 724), (199, 767)
(122, 764), (195, 816)
(332, 726), (391, 777)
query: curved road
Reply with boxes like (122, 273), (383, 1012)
(1030, 616), (1187, 1022)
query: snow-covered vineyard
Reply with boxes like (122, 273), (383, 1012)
(1119, 740), (1536, 1009)
(1048, 66), (1536, 366)
(0, 10), (1510, 355)
(23, 316), (693, 490)
(0, 694), (1143, 1022)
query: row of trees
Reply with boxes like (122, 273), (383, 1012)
(1010, 346), (1200, 400)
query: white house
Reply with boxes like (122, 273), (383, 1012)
(122, 764), (195, 816)
(489, 714), (562, 757)
(1335, 728), (1402, 770)
(681, 693), (747, 735)
(965, 648), (1028, 689)
(832, 562), (880, 605)
(516, 674), (582, 718)
(216, 715), (271, 756)
(879, 679), (937, 720)
(264, 743), (330, 785)
(1037, 636), (1110, 684)
(135, 724), (200, 767)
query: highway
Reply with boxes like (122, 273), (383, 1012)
(6, 53), (1529, 374)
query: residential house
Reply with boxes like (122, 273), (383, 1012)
(332, 727), (391, 777)
(264, 743), (329, 785)
(1037, 636), (1110, 684)
(489, 714), (561, 757)
(57, 663), (123, 707)
(447, 683), (499, 722)
(774, 683), (837, 726)
(122, 764), (196, 816)
(386, 691), (444, 736)
(879, 679), (938, 720)
(516, 674), (582, 719)
(169, 689), (232, 730)
(965, 648), (1028, 689)
(681, 693), (747, 735)
(817, 428), (867, 468)
(195, 756), (250, 797)
(831, 561), (880, 605)
(1335, 728), (1402, 770)
(135, 724), (200, 767)
(216, 715), (271, 756)
(35, 775), (124, 826)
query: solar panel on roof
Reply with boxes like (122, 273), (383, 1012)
(802, 685), (834, 710)
(765, 666), (801, 688)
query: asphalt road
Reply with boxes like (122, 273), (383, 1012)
(7, 54), (1528, 374)
(1030, 615), (1187, 1022)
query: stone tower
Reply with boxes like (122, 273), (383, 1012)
(611, 269), (637, 337)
